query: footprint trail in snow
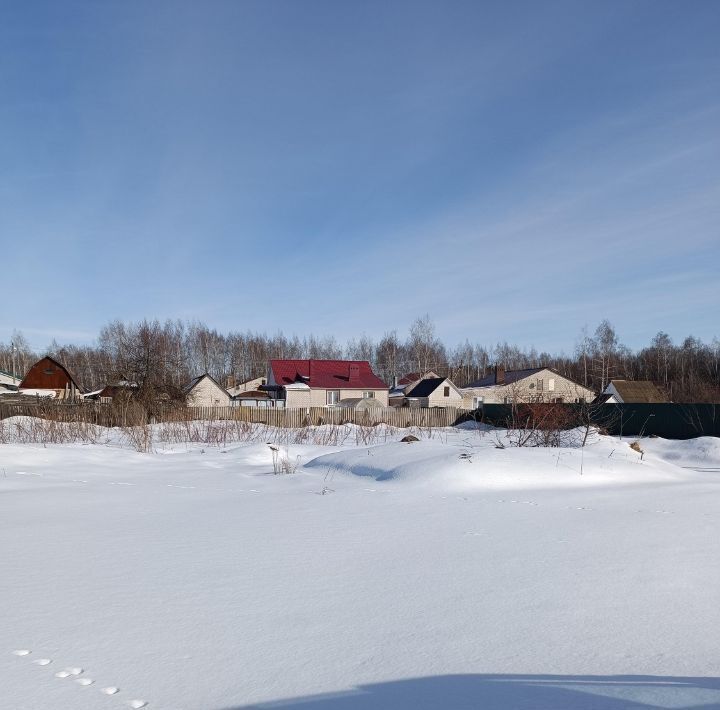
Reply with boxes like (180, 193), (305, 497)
(10, 650), (149, 706)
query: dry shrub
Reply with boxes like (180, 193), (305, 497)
(0, 415), (104, 445)
(506, 403), (582, 447)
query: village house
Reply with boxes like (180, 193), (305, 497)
(461, 366), (595, 406)
(388, 371), (440, 406)
(389, 373), (464, 408)
(266, 359), (388, 408)
(184, 373), (232, 407)
(84, 380), (138, 404)
(404, 377), (464, 408)
(597, 380), (669, 404)
(18, 356), (83, 400)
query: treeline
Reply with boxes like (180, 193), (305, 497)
(1, 317), (719, 403)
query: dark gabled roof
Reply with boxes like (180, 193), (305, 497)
(467, 367), (546, 388)
(609, 380), (669, 403)
(183, 375), (204, 394)
(406, 377), (447, 398)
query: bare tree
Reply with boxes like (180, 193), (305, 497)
(592, 319), (618, 392)
(407, 315), (446, 374)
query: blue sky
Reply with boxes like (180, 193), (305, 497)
(1, 0), (718, 352)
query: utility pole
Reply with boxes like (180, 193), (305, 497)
(11, 338), (18, 385)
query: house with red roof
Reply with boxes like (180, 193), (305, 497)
(267, 359), (388, 408)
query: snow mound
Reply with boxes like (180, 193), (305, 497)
(640, 436), (720, 470)
(303, 435), (688, 490)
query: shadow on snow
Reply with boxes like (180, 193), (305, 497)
(221, 673), (720, 710)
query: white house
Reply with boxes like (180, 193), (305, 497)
(184, 374), (232, 407)
(461, 366), (595, 406)
(397, 376), (464, 408)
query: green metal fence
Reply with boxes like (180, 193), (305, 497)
(470, 403), (720, 439)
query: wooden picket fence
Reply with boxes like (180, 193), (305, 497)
(0, 401), (468, 429)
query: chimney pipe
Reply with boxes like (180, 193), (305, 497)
(495, 365), (505, 385)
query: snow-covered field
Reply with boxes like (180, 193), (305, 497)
(2, 421), (720, 710)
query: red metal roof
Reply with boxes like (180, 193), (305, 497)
(270, 359), (387, 390)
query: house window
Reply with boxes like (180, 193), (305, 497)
(548, 378), (555, 392)
(472, 396), (484, 408)
(362, 391), (375, 398)
(443, 386), (450, 397)
(326, 390), (340, 405)
(536, 379), (544, 391)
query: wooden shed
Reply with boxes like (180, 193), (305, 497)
(19, 356), (83, 399)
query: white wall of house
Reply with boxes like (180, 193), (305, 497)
(285, 386), (312, 409)
(461, 369), (595, 405)
(187, 377), (231, 407)
(425, 380), (464, 408)
(603, 382), (623, 403)
(406, 381), (465, 408)
(285, 387), (388, 408)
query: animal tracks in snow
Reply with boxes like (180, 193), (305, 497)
(11, 647), (148, 707)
